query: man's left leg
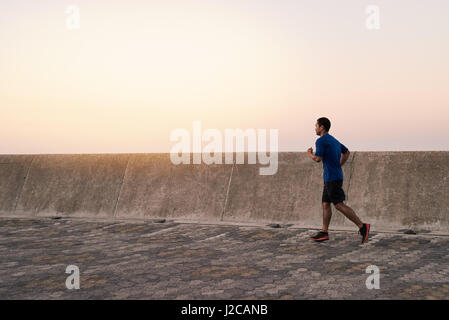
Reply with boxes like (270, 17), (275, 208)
(322, 202), (332, 232)
(334, 202), (363, 229)
(328, 180), (370, 243)
(334, 202), (370, 244)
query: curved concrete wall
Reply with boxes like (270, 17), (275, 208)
(115, 154), (232, 221)
(8, 154), (130, 218)
(0, 155), (34, 213)
(0, 152), (448, 231)
(346, 152), (449, 231)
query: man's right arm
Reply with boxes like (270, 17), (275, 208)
(310, 139), (324, 163)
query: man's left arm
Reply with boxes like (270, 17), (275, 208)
(340, 144), (350, 166)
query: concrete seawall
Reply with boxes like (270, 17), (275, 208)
(1, 152), (448, 232)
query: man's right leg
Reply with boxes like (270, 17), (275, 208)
(311, 202), (332, 242)
(312, 184), (332, 242)
(322, 202), (332, 232)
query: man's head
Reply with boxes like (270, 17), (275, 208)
(315, 117), (331, 136)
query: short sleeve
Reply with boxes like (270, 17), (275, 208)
(341, 143), (348, 153)
(315, 139), (324, 157)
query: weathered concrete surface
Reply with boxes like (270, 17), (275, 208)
(0, 152), (448, 231)
(347, 152), (449, 231)
(224, 152), (354, 227)
(116, 154), (232, 220)
(13, 154), (130, 218)
(0, 155), (34, 214)
(1, 217), (449, 300)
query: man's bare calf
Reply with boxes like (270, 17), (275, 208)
(334, 202), (363, 229)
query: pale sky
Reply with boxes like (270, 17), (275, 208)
(1, 0), (448, 154)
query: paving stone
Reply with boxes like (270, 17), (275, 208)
(1, 218), (449, 299)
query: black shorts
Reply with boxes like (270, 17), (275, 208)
(322, 180), (346, 205)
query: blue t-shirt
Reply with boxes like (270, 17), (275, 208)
(314, 133), (348, 182)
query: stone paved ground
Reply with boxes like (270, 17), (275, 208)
(0, 217), (448, 300)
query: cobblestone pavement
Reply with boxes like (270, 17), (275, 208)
(0, 217), (448, 300)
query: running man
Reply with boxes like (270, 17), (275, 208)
(307, 117), (370, 243)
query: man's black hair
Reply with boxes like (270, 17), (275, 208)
(317, 117), (331, 132)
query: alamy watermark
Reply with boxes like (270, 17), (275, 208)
(66, 265), (80, 289)
(365, 265), (380, 289)
(169, 121), (279, 175)
(66, 5), (80, 30)
(365, 5), (380, 30)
